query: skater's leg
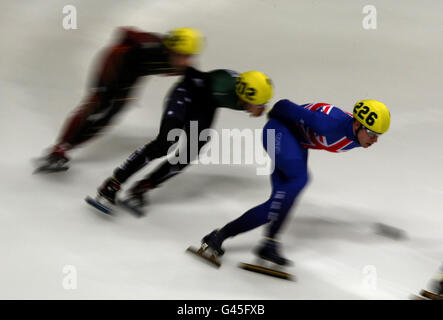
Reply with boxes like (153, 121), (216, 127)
(35, 89), (119, 173)
(256, 119), (309, 265)
(207, 119), (308, 253)
(128, 124), (209, 190)
(217, 166), (308, 239)
(57, 43), (135, 147)
(123, 102), (215, 198)
(117, 135), (204, 211)
(265, 163), (309, 239)
(97, 81), (192, 201)
(95, 116), (183, 203)
(42, 42), (138, 171)
(65, 87), (139, 147)
(111, 116), (184, 184)
(111, 79), (195, 184)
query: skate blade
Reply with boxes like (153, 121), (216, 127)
(117, 199), (145, 218)
(85, 196), (113, 215)
(186, 246), (221, 268)
(239, 262), (294, 281)
(418, 289), (443, 300)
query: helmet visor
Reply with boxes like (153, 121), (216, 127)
(364, 126), (381, 138)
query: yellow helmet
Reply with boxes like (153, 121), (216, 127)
(163, 28), (204, 55)
(235, 71), (273, 105)
(353, 99), (390, 134)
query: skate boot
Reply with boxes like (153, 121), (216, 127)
(255, 238), (292, 266)
(202, 230), (225, 256)
(85, 177), (121, 215)
(118, 179), (153, 217)
(34, 144), (71, 173)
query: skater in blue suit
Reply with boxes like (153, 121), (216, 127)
(199, 99), (391, 266)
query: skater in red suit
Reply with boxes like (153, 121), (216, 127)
(36, 27), (204, 173)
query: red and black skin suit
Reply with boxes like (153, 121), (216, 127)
(47, 27), (178, 163)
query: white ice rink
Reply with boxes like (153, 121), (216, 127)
(1, 0), (442, 299)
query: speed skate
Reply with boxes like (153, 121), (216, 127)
(413, 289), (443, 300)
(239, 259), (294, 281)
(117, 198), (145, 217)
(186, 244), (222, 268)
(85, 196), (146, 217)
